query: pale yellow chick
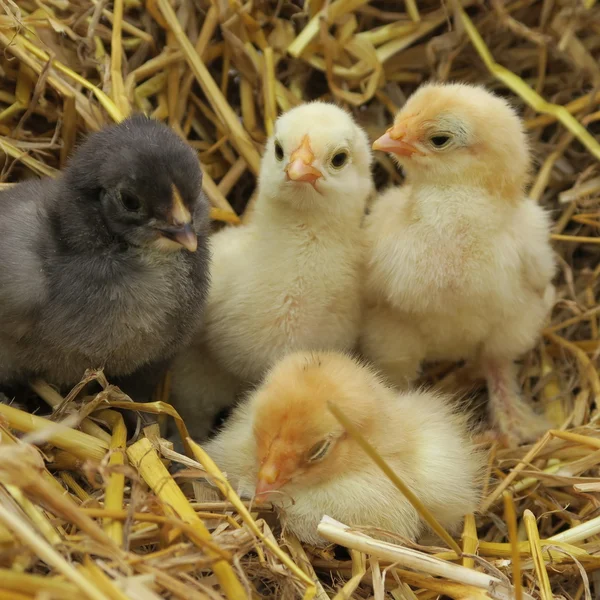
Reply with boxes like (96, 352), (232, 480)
(203, 351), (485, 546)
(362, 83), (556, 447)
(172, 103), (373, 435)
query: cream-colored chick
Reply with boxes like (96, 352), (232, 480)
(362, 83), (556, 447)
(172, 103), (373, 432)
(203, 351), (485, 546)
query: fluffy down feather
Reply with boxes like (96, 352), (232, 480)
(171, 102), (373, 437)
(203, 351), (485, 546)
(362, 83), (556, 446)
(0, 116), (210, 391)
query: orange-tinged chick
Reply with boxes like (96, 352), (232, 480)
(202, 351), (485, 546)
(363, 83), (556, 447)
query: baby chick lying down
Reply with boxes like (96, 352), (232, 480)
(0, 115), (210, 390)
(171, 102), (373, 437)
(363, 83), (555, 447)
(203, 351), (485, 546)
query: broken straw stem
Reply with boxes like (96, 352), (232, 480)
(317, 516), (534, 600)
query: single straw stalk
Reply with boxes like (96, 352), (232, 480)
(80, 556), (131, 600)
(523, 510), (553, 600)
(109, 0), (130, 116)
(3, 485), (61, 546)
(327, 401), (462, 556)
(461, 514), (477, 569)
(0, 403), (108, 462)
(317, 517), (532, 599)
(95, 410), (127, 546)
(0, 569), (78, 597)
(503, 492), (523, 600)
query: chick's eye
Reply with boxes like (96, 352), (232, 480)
(120, 192), (142, 212)
(307, 440), (332, 463)
(330, 151), (348, 169)
(430, 135), (451, 148)
(274, 141), (284, 161)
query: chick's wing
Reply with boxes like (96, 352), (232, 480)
(0, 181), (50, 334)
(517, 199), (555, 298)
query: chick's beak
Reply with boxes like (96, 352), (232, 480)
(160, 185), (198, 252)
(160, 222), (198, 252)
(255, 462), (283, 503)
(285, 135), (323, 185)
(372, 124), (422, 157)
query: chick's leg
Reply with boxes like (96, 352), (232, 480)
(482, 358), (549, 447)
(361, 304), (425, 389)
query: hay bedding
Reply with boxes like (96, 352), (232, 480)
(0, 0), (599, 597)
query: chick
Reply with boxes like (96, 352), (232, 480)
(363, 83), (555, 446)
(171, 102), (373, 433)
(203, 351), (484, 546)
(0, 115), (210, 390)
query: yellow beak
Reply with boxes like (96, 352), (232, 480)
(372, 125), (423, 156)
(285, 135), (323, 184)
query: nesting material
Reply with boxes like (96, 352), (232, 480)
(0, 0), (599, 598)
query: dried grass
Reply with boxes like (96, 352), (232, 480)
(0, 0), (600, 598)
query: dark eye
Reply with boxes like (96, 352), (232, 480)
(307, 439), (332, 463)
(331, 152), (348, 169)
(430, 135), (451, 148)
(274, 141), (284, 161)
(120, 192), (141, 212)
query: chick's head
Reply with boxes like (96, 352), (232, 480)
(250, 352), (382, 501)
(258, 102), (372, 213)
(65, 115), (206, 253)
(374, 83), (530, 197)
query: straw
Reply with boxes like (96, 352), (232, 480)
(1, 0), (599, 597)
(126, 437), (247, 599)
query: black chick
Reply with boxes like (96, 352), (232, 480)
(0, 115), (210, 390)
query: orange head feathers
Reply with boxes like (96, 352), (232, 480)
(373, 83), (531, 199)
(250, 352), (383, 501)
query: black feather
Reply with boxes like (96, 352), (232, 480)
(0, 115), (211, 390)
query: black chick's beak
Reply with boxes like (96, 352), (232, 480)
(160, 184), (198, 252)
(159, 222), (198, 252)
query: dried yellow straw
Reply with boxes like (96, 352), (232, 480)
(3, 485), (61, 546)
(126, 437), (247, 600)
(0, 504), (110, 600)
(187, 438), (317, 600)
(0, 403), (108, 462)
(456, 5), (600, 161)
(523, 510), (553, 600)
(109, 0), (130, 117)
(481, 431), (552, 512)
(0, 569), (77, 597)
(14, 34), (124, 122)
(503, 492), (523, 600)
(545, 333), (600, 399)
(81, 556), (131, 600)
(156, 0), (261, 175)
(95, 410), (127, 546)
(461, 514), (477, 569)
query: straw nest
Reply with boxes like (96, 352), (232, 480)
(1, 0), (599, 598)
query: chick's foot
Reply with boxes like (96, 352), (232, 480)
(483, 359), (550, 448)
